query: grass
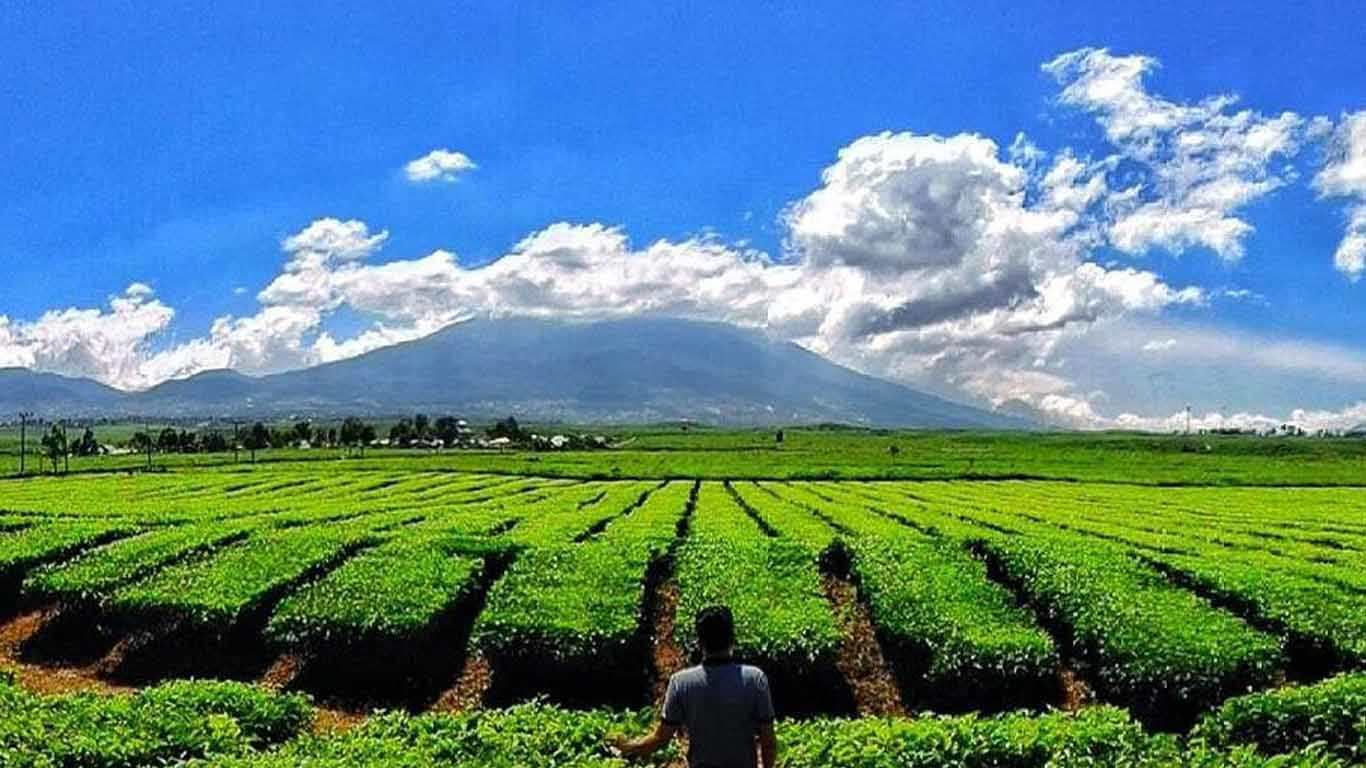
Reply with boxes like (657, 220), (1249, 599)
(5, 426), (1366, 484)
(4, 677), (1359, 767)
(673, 484), (843, 679)
(0, 431), (1363, 764)
(770, 482), (1060, 711)
(0, 676), (313, 767)
(472, 483), (691, 702)
(973, 533), (1284, 726)
(265, 533), (485, 649)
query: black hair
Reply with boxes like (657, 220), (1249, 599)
(696, 605), (735, 655)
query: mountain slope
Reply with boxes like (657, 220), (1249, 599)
(0, 368), (124, 416)
(0, 318), (1029, 428)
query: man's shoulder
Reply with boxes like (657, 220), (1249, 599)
(738, 664), (768, 682)
(668, 664), (707, 685)
(669, 662), (768, 681)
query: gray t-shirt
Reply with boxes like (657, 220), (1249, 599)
(661, 660), (775, 768)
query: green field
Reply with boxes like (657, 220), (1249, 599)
(1, 433), (1364, 765)
(6, 425), (1366, 484)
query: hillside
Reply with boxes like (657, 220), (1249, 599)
(0, 318), (1027, 428)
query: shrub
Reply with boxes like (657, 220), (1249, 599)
(0, 679), (312, 767)
(977, 535), (1283, 726)
(1192, 673), (1366, 761)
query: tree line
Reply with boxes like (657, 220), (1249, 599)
(15, 418), (385, 474)
(13, 414), (601, 475)
(129, 418), (381, 458)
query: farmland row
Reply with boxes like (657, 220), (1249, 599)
(0, 476), (1362, 723)
(795, 483), (1292, 726)
(754, 482), (1060, 712)
(672, 482), (847, 714)
(473, 481), (693, 705)
(848, 481), (1366, 676)
(6, 671), (1366, 767)
(0, 469), (558, 524)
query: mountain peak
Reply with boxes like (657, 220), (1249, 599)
(0, 318), (1030, 428)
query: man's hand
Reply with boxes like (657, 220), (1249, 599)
(610, 734), (649, 759)
(758, 721), (778, 768)
(608, 722), (677, 761)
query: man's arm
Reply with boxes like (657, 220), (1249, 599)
(757, 720), (777, 768)
(613, 721), (679, 759)
(750, 667), (778, 768)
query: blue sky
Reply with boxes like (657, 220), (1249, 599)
(2, 2), (1365, 428)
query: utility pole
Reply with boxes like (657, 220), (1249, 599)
(17, 411), (32, 476)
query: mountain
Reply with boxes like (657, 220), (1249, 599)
(138, 369), (273, 413)
(0, 368), (124, 417)
(0, 318), (1030, 429)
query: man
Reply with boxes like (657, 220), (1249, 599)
(613, 605), (778, 768)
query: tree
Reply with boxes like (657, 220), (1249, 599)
(244, 422), (270, 463)
(269, 427), (291, 450)
(326, 427), (338, 447)
(434, 416), (461, 445)
(158, 427), (180, 453)
(292, 421), (313, 445)
(129, 431), (153, 454)
(339, 417), (364, 446)
(340, 417), (375, 456)
(389, 418), (414, 447)
(414, 413), (430, 440)
(40, 424), (67, 474)
(17, 411), (33, 476)
(73, 428), (100, 457)
(176, 430), (198, 453)
(487, 416), (525, 442)
(201, 430), (229, 453)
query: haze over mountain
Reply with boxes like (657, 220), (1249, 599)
(0, 318), (1027, 429)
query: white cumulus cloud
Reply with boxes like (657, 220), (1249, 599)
(100, 130), (1194, 411)
(1315, 112), (1366, 198)
(1111, 403), (1366, 434)
(1314, 112), (1366, 279)
(404, 148), (477, 183)
(6, 48), (1364, 433)
(0, 285), (176, 389)
(1045, 47), (1311, 262)
(1141, 338), (1177, 352)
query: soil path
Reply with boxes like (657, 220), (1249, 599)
(648, 578), (689, 768)
(651, 579), (686, 704)
(259, 652), (305, 690)
(0, 608), (133, 696)
(1058, 664), (1095, 711)
(431, 653), (492, 713)
(1, 610), (365, 732)
(822, 573), (906, 717)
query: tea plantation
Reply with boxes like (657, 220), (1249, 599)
(1, 446), (1364, 765)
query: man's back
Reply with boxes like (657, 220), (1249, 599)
(662, 660), (775, 768)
